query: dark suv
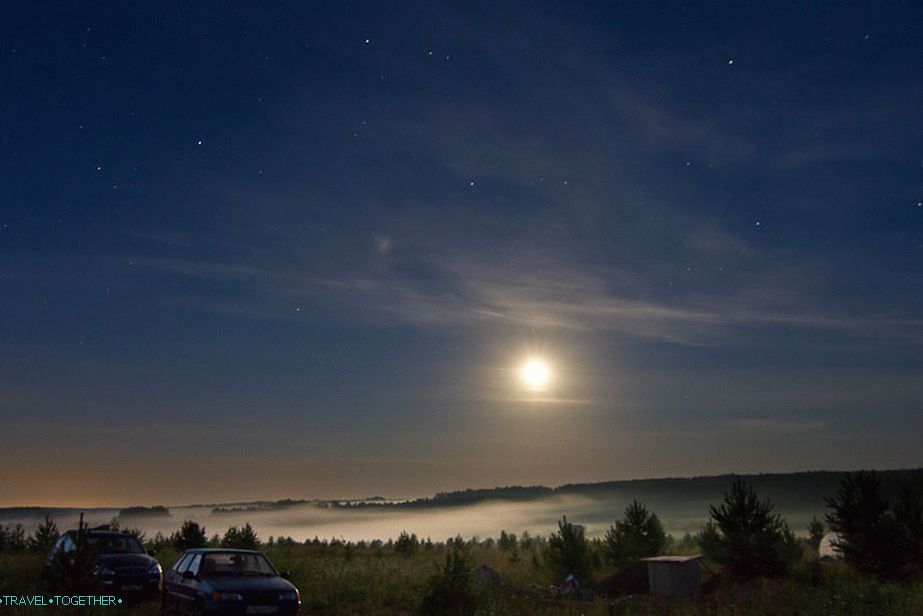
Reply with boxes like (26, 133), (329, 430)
(162, 549), (300, 615)
(43, 529), (162, 597)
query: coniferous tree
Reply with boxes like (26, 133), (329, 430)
(29, 515), (60, 554)
(544, 516), (593, 583)
(704, 477), (800, 578)
(825, 471), (906, 579)
(172, 520), (208, 550)
(604, 500), (666, 565)
(221, 523), (260, 549)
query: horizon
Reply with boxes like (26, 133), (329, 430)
(3, 465), (920, 510)
(3, 1), (922, 508)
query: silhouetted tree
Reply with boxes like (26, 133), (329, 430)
(395, 531), (420, 556)
(45, 514), (98, 593)
(221, 523), (260, 549)
(29, 515), (60, 554)
(604, 500), (666, 565)
(498, 530), (518, 552)
(544, 516), (593, 583)
(825, 471), (906, 579)
(0, 524), (28, 552)
(895, 486), (923, 568)
(418, 549), (477, 616)
(704, 477), (800, 578)
(172, 520), (208, 550)
(807, 516), (826, 550)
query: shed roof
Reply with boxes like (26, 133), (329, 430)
(641, 555), (702, 563)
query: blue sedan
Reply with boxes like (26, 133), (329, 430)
(161, 549), (300, 616)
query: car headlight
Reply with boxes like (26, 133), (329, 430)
(279, 591), (298, 602)
(148, 562), (162, 575)
(212, 592), (244, 602)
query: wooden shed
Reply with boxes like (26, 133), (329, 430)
(640, 555), (702, 598)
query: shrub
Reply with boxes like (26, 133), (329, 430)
(704, 477), (800, 578)
(807, 516), (826, 550)
(418, 549), (477, 616)
(544, 516), (593, 583)
(604, 500), (666, 565)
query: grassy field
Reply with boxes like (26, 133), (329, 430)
(3, 541), (923, 615)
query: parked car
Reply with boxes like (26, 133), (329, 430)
(162, 549), (300, 615)
(43, 529), (162, 598)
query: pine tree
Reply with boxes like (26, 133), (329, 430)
(29, 515), (60, 554)
(704, 477), (800, 578)
(543, 516), (592, 583)
(826, 471), (909, 579)
(604, 500), (666, 565)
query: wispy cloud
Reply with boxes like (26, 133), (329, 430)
(132, 247), (923, 348)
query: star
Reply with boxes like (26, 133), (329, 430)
(728, 59), (734, 65)
(364, 38), (370, 45)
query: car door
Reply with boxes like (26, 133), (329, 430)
(175, 553), (203, 615)
(163, 553), (193, 614)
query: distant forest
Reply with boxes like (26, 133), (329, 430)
(2, 469), (921, 517)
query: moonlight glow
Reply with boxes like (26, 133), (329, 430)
(520, 358), (551, 391)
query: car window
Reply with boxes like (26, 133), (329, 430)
(187, 554), (202, 575)
(91, 535), (145, 554)
(199, 552), (276, 576)
(60, 535), (76, 553)
(173, 553), (193, 573)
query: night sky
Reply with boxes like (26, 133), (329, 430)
(2, 2), (922, 507)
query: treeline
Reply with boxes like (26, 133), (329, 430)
(118, 505), (170, 517)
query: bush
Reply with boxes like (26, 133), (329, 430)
(825, 471), (910, 579)
(418, 549), (477, 616)
(807, 516), (825, 550)
(704, 477), (800, 578)
(604, 500), (666, 565)
(544, 516), (593, 583)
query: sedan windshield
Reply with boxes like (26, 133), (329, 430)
(90, 535), (145, 555)
(199, 552), (276, 576)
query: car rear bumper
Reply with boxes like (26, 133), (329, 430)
(203, 603), (299, 616)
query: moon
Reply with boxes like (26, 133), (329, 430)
(520, 358), (551, 391)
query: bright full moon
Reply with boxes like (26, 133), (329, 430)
(520, 358), (551, 391)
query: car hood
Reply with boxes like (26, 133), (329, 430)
(205, 576), (294, 593)
(97, 553), (157, 570)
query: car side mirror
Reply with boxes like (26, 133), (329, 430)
(148, 549), (157, 556)
(182, 570), (197, 580)
(280, 570), (291, 579)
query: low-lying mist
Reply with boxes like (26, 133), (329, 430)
(1, 491), (826, 543)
